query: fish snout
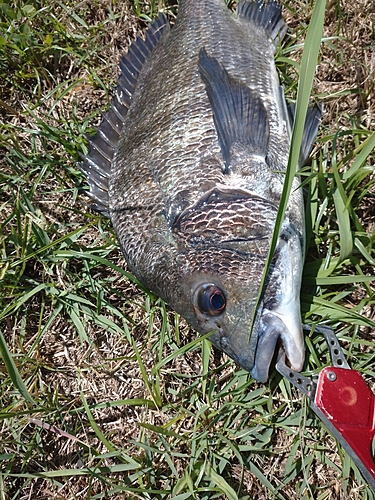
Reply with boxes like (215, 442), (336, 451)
(251, 311), (304, 383)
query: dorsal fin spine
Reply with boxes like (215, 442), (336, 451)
(97, 127), (116, 147)
(236, 0), (287, 46)
(89, 139), (112, 162)
(118, 64), (137, 86)
(103, 107), (123, 132)
(126, 48), (144, 72)
(80, 12), (170, 216)
(132, 37), (150, 60)
(95, 119), (118, 146)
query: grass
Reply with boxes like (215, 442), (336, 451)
(1, 0), (375, 498)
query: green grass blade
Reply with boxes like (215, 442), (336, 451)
(354, 237), (375, 265)
(201, 338), (211, 399)
(0, 330), (35, 404)
(204, 462), (238, 500)
(78, 372), (116, 453)
(304, 159), (319, 249)
(131, 337), (162, 407)
(8, 462), (143, 478)
(331, 134), (353, 260)
(0, 283), (48, 322)
(55, 250), (147, 290)
(305, 275), (375, 286)
(331, 186), (352, 260)
(247, 460), (286, 500)
(342, 131), (375, 180)
(152, 331), (212, 374)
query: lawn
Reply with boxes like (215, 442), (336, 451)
(0, 0), (374, 498)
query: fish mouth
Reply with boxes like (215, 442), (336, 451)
(214, 301), (304, 383)
(250, 308), (304, 383)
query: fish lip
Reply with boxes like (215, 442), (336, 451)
(251, 310), (304, 383)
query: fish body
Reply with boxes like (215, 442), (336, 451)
(82, 0), (321, 382)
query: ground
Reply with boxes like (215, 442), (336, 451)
(0, 0), (374, 499)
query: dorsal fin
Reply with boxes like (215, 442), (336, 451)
(80, 13), (170, 216)
(236, 0), (287, 46)
(198, 48), (269, 172)
(288, 103), (322, 167)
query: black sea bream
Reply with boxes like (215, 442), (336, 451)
(81, 0), (321, 382)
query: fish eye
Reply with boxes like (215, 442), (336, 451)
(195, 284), (226, 316)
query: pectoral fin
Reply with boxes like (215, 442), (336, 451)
(198, 48), (269, 171)
(288, 103), (322, 168)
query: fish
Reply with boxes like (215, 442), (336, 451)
(81, 0), (321, 382)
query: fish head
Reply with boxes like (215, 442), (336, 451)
(176, 252), (265, 371)
(170, 188), (304, 382)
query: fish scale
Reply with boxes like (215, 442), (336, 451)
(112, 9), (285, 214)
(81, 0), (321, 382)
